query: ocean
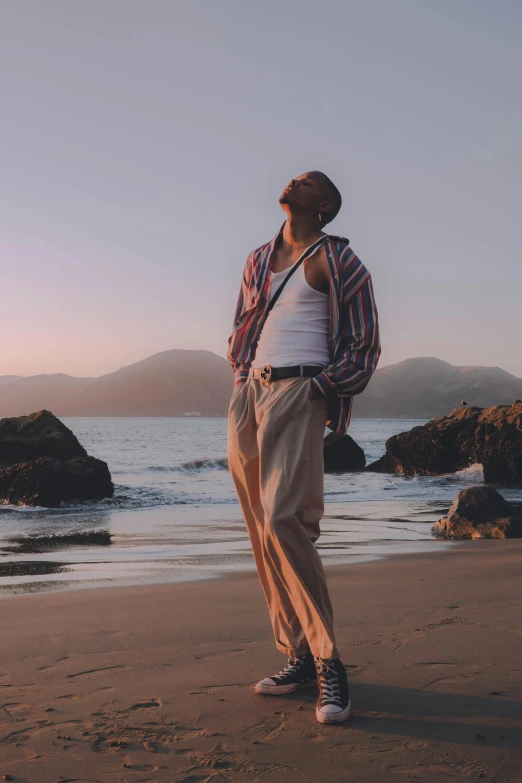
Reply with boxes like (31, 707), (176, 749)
(1, 417), (520, 596)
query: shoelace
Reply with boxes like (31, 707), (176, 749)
(274, 655), (307, 680)
(314, 658), (342, 705)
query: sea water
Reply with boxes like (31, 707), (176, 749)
(0, 417), (520, 595)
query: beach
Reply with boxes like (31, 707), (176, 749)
(1, 539), (521, 782)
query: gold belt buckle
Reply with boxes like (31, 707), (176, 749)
(260, 364), (272, 381)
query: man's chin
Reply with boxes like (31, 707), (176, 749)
(279, 194), (289, 204)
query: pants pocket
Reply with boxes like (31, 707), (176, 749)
(228, 380), (248, 412)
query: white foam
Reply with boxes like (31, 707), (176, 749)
(454, 463), (484, 482)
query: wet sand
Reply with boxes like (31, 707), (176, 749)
(1, 540), (521, 782)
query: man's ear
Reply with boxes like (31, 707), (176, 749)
(319, 198), (333, 214)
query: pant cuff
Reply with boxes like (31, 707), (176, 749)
(275, 640), (340, 659)
(275, 640), (312, 657)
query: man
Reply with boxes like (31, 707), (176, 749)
(227, 171), (381, 724)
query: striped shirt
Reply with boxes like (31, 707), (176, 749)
(227, 222), (381, 435)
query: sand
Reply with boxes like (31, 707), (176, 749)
(1, 540), (521, 783)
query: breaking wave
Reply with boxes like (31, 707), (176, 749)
(0, 482), (237, 514)
(111, 457), (230, 476)
(146, 457), (229, 473)
(178, 457), (229, 472)
(454, 463), (484, 482)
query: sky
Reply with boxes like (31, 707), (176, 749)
(1, 0), (521, 378)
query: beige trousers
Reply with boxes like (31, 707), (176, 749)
(227, 375), (339, 660)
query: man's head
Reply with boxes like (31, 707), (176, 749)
(279, 171), (342, 227)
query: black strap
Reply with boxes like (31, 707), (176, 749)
(260, 237), (327, 329)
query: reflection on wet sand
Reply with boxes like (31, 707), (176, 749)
(3, 530), (112, 554)
(0, 561), (69, 578)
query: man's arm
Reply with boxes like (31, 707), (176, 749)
(310, 265), (381, 399)
(227, 252), (254, 385)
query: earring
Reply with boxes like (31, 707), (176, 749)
(318, 212), (323, 226)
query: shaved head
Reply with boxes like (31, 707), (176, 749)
(278, 171), (343, 229)
(309, 171), (342, 226)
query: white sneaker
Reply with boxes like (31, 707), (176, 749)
(314, 657), (351, 723)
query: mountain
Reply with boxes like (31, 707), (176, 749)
(0, 350), (233, 417)
(352, 357), (522, 419)
(1, 354), (521, 419)
(0, 376), (20, 386)
(0, 374), (94, 416)
(73, 350), (232, 416)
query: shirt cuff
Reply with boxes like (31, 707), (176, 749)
(311, 370), (336, 398)
(234, 368), (250, 384)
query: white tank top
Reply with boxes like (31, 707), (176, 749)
(253, 246), (330, 368)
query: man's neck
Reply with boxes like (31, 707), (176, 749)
(280, 214), (326, 250)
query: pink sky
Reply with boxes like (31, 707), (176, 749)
(2, 1), (521, 379)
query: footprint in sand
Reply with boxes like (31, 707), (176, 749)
(129, 698), (162, 711)
(185, 741), (293, 775)
(242, 712), (289, 742)
(189, 681), (251, 696)
(57, 779), (104, 783)
(37, 654), (70, 672)
(347, 639), (383, 648)
(392, 616), (474, 653)
(121, 760), (161, 772)
(194, 648), (244, 660)
(1, 702), (31, 721)
(66, 664), (129, 679)
(410, 661), (463, 668)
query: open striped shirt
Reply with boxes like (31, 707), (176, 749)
(227, 222), (381, 435)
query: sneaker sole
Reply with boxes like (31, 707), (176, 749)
(255, 680), (316, 695)
(315, 700), (351, 724)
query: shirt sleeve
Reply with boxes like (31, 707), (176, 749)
(227, 253), (254, 384)
(311, 267), (381, 398)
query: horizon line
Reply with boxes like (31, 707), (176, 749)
(1, 351), (521, 381)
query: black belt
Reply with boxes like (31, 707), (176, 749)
(250, 364), (323, 382)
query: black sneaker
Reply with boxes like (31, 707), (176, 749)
(314, 657), (351, 723)
(255, 653), (317, 695)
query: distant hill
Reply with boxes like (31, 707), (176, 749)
(352, 357), (522, 418)
(0, 350), (233, 417)
(0, 373), (94, 416)
(73, 350), (232, 416)
(1, 353), (521, 419)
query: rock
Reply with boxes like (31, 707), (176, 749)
(0, 410), (86, 465)
(323, 433), (366, 472)
(432, 486), (522, 539)
(0, 456), (114, 507)
(367, 402), (522, 484)
(474, 404), (522, 484)
(0, 411), (114, 507)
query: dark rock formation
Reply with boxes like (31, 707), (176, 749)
(367, 403), (522, 484)
(323, 433), (366, 472)
(0, 456), (114, 507)
(0, 410), (114, 507)
(0, 410), (87, 465)
(432, 486), (522, 539)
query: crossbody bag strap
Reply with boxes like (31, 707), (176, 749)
(261, 236), (327, 327)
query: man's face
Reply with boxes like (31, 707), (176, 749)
(279, 172), (331, 215)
